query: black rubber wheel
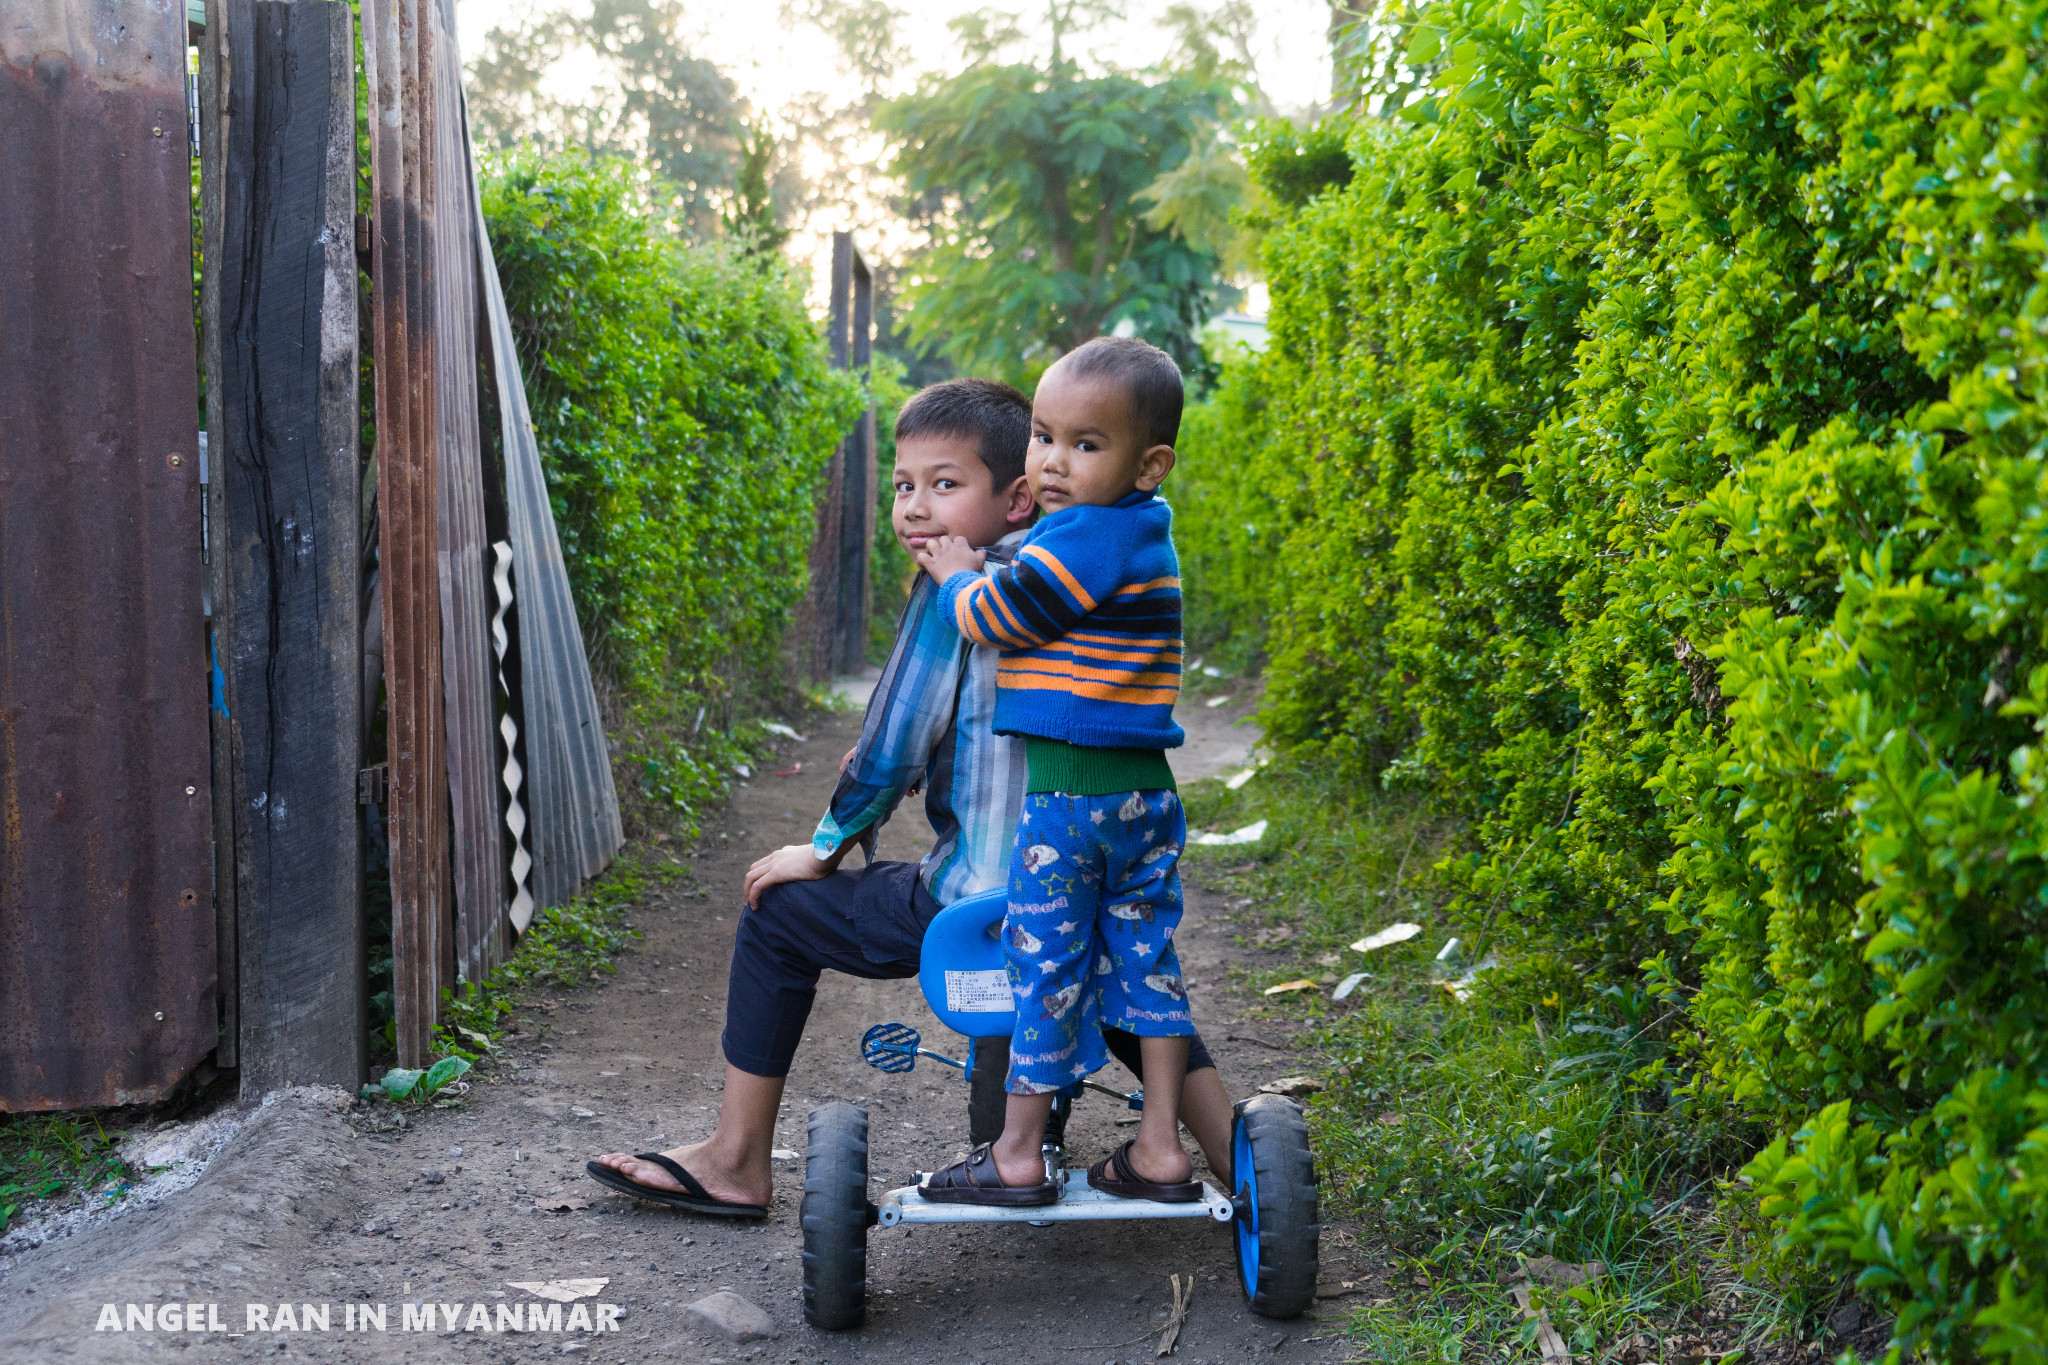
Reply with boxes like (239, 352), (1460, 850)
(801, 1101), (871, 1330)
(1231, 1094), (1319, 1318)
(969, 1038), (1010, 1148)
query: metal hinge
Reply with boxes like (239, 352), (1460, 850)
(355, 212), (372, 260)
(357, 763), (389, 806)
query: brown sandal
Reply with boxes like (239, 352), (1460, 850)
(919, 1144), (1058, 1207)
(1086, 1139), (1203, 1203)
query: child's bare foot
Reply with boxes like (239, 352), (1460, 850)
(589, 1137), (771, 1209)
(1122, 1132), (1194, 1186)
(920, 1143), (1058, 1206)
(989, 1137), (1053, 1189)
(1086, 1136), (1202, 1203)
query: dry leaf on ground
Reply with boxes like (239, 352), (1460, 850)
(1514, 1255), (1607, 1287)
(533, 1196), (589, 1213)
(1506, 1280), (1572, 1365)
(1156, 1272), (1192, 1357)
(506, 1277), (608, 1302)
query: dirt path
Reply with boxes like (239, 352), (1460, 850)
(0, 700), (1367, 1363)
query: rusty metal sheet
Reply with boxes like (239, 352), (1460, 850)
(473, 180), (623, 915)
(362, 0), (450, 1067)
(0, 0), (216, 1109)
(428, 0), (509, 987)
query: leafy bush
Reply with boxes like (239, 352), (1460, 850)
(1169, 345), (1289, 675)
(1175, 0), (2048, 1355)
(360, 1055), (471, 1105)
(481, 151), (863, 704)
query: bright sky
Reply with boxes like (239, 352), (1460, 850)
(456, 1), (1335, 115)
(455, 1), (1334, 310)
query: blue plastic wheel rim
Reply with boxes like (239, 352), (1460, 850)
(1233, 1114), (1259, 1299)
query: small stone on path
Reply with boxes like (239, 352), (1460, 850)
(685, 1289), (778, 1341)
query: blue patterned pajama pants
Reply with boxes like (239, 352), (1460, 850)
(1003, 788), (1194, 1094)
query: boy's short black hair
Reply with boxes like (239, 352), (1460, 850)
(1052, 336), (1184, 448)
(894, 378), (1033, 489)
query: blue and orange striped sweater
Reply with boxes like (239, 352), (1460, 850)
(936, 490), (1184, 750)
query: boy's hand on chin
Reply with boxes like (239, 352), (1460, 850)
(915, 534), (985, 583)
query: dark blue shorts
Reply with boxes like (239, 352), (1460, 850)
(722, 859), (1214, 1080)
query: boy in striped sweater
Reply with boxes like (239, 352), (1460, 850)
(912, 338), (1199, 1207)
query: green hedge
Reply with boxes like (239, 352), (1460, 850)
(481, 152), (861, 704)
(1174, 0), (2048, 1355)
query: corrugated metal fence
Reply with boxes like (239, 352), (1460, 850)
(0, 0), (217, 1111)
(0, 0), (624, 1107)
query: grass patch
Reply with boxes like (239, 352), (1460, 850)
(0, 1112), (137, 1234)
(1181, 756), (1795, 1364)
(431, 853), (662, 1068)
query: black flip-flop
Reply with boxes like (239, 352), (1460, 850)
(584, 1153), (768, 1219)
(1086, 1139), (1203, 1203)
(919, 1143), (1059, 1207)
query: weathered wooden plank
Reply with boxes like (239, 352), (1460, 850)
(198, 0), (239, 1072)
(427, 0), (509, 985)
(472, 190), (624, 914)
(212, 0), (365, 1094)
(362, 0), (450, 1067)
(834, 246), (876, 675)
(802, 232), (877, 680)
(0, 0), (216, 1110)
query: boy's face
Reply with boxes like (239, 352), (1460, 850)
(891, 433), (1034, 555)
(1027, 364), (1176, 513)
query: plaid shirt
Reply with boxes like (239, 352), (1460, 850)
(813, 532), (1028, 906)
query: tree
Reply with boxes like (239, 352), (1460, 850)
(466, 0), (742, 236)
(877, 8), (1239, 384)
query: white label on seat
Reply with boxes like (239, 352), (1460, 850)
(944, 969), (1011, 1012)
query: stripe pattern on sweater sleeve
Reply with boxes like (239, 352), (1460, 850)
(942, 540), (1103, 650)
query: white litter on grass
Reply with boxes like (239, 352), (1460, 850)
(732, 764), (753, 779)
(1439, 954), (1500, 1002)
(1205, 695), (1232, 708)
(1350, 923), (1423, 953)
(760, 722), (806, 743)
(1333, 972), (1372, 1000)
(1201, 665), (1223, 678)
(507, 1277), (609, 1303)
(1225, 757), (1271, 790)
(1191, 819), (1268, 846)
(1435, 937), (1463, 962)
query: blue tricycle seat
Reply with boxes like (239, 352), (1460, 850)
(917, 887), (1015, 1038)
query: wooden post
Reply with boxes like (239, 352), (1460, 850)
(834, 246), (875, 675)
(803, 231), (876, 681)
(198, 0), (237, 1072)
(211, 0), (365, 1093)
